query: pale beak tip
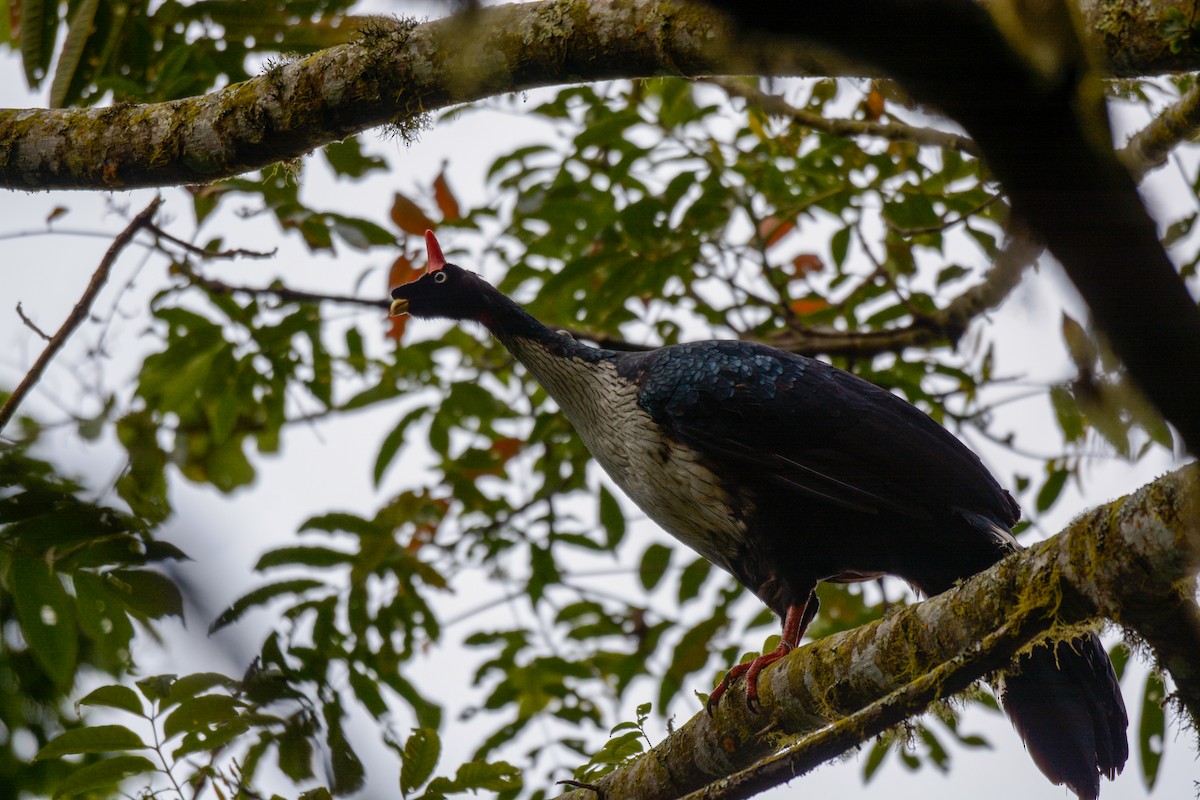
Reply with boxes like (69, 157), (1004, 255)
(389, 298), (409, 317)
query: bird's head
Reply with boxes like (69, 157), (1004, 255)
(389, 230), (493, 323)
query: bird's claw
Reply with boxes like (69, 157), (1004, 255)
(706, 642), (794, 715)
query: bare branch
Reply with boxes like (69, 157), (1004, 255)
(0, 196), (163, 435)
(765, 232), (1039, 357)
(147, 223), (276, 260)
(185, 270), (389, 311)
(15, 303), (52, 342)
(711, 77), (981, 156)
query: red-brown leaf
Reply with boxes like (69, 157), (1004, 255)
(790, 253), (824, 276)
(390, 192), (436, 236)
(757, 216), (795, 249)
(433, 169), (461, 222)
(388, 253), (423, 289)
(791, 297), (831, 316)
(864, 89), (886, 121)
(386, 314), (408, 344)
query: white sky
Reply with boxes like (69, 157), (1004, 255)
(0, 8), (1196, 800)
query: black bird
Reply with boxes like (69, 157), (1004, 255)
(390, 231), (1127, 799)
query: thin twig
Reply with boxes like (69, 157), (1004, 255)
(885, 192), (1005, 237)
(187, 271), (388, 310)
(712, 77), (981, 156)
(0, 196), (163, 436)
(15, 303), (51, 342)
(147, 222), (276, 260)
(765, 232), (1041, 356)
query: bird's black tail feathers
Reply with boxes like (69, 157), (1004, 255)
(1000, 634), (1128, 800)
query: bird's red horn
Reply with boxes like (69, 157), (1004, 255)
(425, 229), (447, 273)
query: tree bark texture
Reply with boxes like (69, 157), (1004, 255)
(0, 0), (1197, 192)
(556, 465), (1200, 800)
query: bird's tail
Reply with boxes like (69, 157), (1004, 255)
(999, 634), (1128, 800)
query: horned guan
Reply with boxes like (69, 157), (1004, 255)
(390, 231), (1127, 799)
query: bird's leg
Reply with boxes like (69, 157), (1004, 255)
(707, 588), (820, 714)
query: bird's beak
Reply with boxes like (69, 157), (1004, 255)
(389, 298), (409, 317)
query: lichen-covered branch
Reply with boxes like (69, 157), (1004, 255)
(1120, 82), (1200, 180)
(1, 0), (1198, 192)
(0, 0), (818, 191)
(556, 464), (1200, 800)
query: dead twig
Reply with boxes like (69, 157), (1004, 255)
(0, 196), (163, 435)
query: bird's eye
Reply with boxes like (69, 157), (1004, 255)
(433, 271), (448, 284)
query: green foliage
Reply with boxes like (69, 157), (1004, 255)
(7, 0), (363, 106)
(0, 440), (186, 796)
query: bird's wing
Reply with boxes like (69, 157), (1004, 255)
(627, 341), (1018, 526)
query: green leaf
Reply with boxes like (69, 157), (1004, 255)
(1049, 386), (1084, 442)
(862, 737), (890, 781)
(326, 703), (365, 794)
(277, 719), (315, 781)
(48, 0), (99, 107)
(450, 759), (522, 792)
(209, 578), (325, 633)
(105, 569), (183, 619)
(164, 672), (238, 708)
(1138, 672), (1166, 789)
(1035, 467), (1069, 514)
(35, 725), (148, 760)
(50, 755), (156, 799)
(401, 727), (441, 796)
(163, 694), (242, 740)
(348, 668), (388, 717)
(11, 556), (78, 689)
(637, 543), (672, 591)
(830, 225), (852, 267)
(598, 484), (626, 549)
(324, 137), (387, 179)
(374, 406), (430, 486)
(254, 545), (354, 571)
(677, 557), (712, 603)
(79, 685), (145, 716)
(19, 0), (57, 88)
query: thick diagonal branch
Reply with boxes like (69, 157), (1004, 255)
(2, 0), (1199, 192)
(556, 465), (1200, 800)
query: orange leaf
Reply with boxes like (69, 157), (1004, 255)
(388, 253), (422, 289)
(757, 216), (795, 249)
(791, 297), (831, 316)
(865, 89), (885, 121)
(386, 314), (408, 344)
(390, 192), (435, 236)
(492, 437), (523, 462)
(433, 169), (461, 222)
(790, 253), (824, 276)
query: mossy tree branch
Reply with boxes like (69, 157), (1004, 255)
(0, 0), (1198, 192)
(556, 465), (1200, 800)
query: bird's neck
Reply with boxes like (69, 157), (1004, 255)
(478, 288), (613, 370)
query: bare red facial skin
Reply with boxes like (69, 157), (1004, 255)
(426, 229), (447, 273)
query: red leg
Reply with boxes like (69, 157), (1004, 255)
(707, 588), (819, 714)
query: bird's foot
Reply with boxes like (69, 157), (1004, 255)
(706, 641), (794, 715)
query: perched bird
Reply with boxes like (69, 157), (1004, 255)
(390, 231), (1127, 799)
